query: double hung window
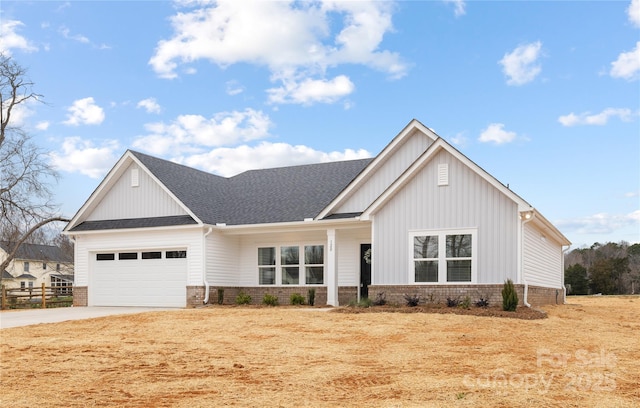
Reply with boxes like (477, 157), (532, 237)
(258, 244), (324, 285)
(411, 229), (476, 283)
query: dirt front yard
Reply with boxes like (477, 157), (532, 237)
(1, 296), (638, 407)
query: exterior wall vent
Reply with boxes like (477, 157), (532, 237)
(437, 163), (449, 186)
(131, 168), (140, 187)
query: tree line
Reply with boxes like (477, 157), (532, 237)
(564, 241), (640, 295)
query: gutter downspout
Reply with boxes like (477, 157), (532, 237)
(520, 211), (534, 308)
(203, 227), (213, 304)
(562, 245), (571, 304)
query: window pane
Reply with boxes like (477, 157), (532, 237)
(24, 262), (29, 272)
(415, 261), (438, 282)
(306, 267), (324, 284)
(447, 260), (472, 282)
(259, 267), (276, 284)
(304, 245), (324, 265)
(258, 247), (276, 265)
(96, 253), (115, 261)
(414, 236), (438, 259)
(446, 235), (472, 258)
(282, 267), (299, 284)
(142, 251), (162, 259)
(281, 246), (299, 265)
(119, 252), (138, 260)
(166, 250), (187, 259)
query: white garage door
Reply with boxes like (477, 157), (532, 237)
(90, 249), (187, 307)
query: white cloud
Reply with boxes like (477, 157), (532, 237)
(0, 20), (38, 55)
(499, 41), (543, 86)
(49, 137), (119, 179)
(478, 123), (517, 145)
(267, 75), (355, 105)
(149, 0), (406, 105)
(556, 211), (640, 235)
(444, 0), (466, 17)
(558, 108), (634, 126)
(63, 97), (105, 126)
(629, 0), (640, 27)
(449, 132), (469, 148)
(35, 121), (50, 131)
(59, 26), (89, 44)
(180, 141), (372, 177)
(610, 41), (640, 81)
(132, 108), (272, 155)
(136, 98), (162, 114)
(225, 80), (244, 96)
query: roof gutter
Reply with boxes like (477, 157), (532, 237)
(520, 210), (534, 308)
(202, 227), (213, 304)
(561, 244), (571, 304)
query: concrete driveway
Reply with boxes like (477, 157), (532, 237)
(0, 307), (176, 329)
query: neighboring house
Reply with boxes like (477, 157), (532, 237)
(63, 119), (570, 308)
(0, 242), (74, 292)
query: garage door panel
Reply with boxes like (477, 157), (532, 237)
(90, 250), (187, 307)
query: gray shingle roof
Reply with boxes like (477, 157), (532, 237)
(0, 242), (72, 263)
(70, 215), (196, 232)
(130, 151), (373, 226)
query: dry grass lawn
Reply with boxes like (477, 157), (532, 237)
(1, 296), (638, 407)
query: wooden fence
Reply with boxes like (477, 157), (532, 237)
(1, 283), (73, 310)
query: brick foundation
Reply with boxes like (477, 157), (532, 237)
(73, 286), (88, 306)
(186, 286), (206, 308)
(368, 284), (563, 307)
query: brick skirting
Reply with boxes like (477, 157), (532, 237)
(367, 284), (563, 307)
(73, 286), (88, 306)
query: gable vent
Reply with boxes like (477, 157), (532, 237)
(131, 168), (140, 187)
(438, 163), (449, 186)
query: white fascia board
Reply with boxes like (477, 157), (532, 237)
(317, 119), (438, 220)
(530, 210), (572, 246)
(213, 217), (370, 236)
(64, 151), (136, 232)
(362, 138), (532, 219)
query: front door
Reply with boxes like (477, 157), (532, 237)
(360, 244), (372, 300)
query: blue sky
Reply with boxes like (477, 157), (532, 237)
(1, 0), (638, 248)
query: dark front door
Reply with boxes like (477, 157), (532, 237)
(360, 244), (372, 300)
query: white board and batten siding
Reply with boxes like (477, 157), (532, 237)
(87, 163), (188, 221)
(74, 227), (203, 307)
(523, 222), (563, 288)
(335, 130), (434, 214)
(373, 149), (519, 285)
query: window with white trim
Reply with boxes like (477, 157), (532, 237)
(258, 244), (324, 285)
(411, 229), (476, 283)
(258, 247), (276, 285)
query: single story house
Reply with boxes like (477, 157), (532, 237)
(0, 242), (74, 292)
(64, 119), (570, 308)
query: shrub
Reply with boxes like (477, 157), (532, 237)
(372, 292), (387, 306)
(235, 291), (252, 305)
(475, 297), (490, 308)
(404, 293), (421, 307)
(290, 293), (305, 305)
(459, 296), (471, 310)
(217, 288), (224, 305)
(263, 293), (279, 306)
(350, 297), (373, 308)
(502, 279), (518, 312)
(308, 288), (316, 306)
(446, 296), (460, 308)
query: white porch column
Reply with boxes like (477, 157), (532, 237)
(326, 228), (338, 306)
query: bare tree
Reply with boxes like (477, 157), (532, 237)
(0, 53), (70, 278)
